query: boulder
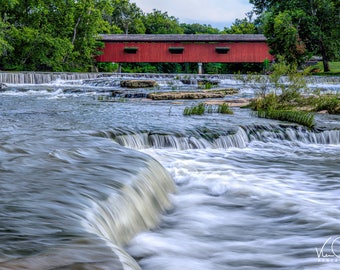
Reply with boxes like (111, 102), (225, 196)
(0, 83), (7, 90)
(120, 80), (157, 88)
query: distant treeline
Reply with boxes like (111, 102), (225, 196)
(0, 0), (338, 72)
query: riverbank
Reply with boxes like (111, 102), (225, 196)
(311, 61), (340, 76)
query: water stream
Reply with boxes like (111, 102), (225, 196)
(0, 74), (339, 269)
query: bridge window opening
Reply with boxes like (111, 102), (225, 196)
(124, 47), (138, 54)
(215, 47), (230, 54)
(169, 47), (184, 54)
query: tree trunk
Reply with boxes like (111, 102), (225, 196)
(72, 16), (82, 45)
(63, 16), (81, 64)
(322, 57), (330, 73)
(319, 39), (330, 72)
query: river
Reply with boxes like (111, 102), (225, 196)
(0, 74), (340, 270)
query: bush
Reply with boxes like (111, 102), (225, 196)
(97, 62), (118, 72)
(314, 95), (340, 114)
(249, 93), (281, 111)
(183, 103), (206, 115)
(217, 103), (233, 114)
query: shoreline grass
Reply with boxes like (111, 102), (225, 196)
(183, 102), (233, 116)
(257, 110), (315, 128)
(310, 62), (340, 76)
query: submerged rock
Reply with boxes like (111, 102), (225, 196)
(180, 79), (195, 85)
(120, 80), (157, 88)
(0, 83), (7, 90)
(197, 79), (220, 86)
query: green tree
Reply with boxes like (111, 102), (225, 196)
(0, 19), (12, 58)
(223, 18), (257, 34)
(143, 9), (183, 34)
(62, 0), (110, 71)
(250, 0), (340, 71)
(0, 0), (112, 71)
(4, 26), (72, 71)
(262, 11), (308, 64)
(180, 23), (220, 34)
(108, 0), (145, 34)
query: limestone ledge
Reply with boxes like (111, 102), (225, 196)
(120, 80), (157, 88)
(147, 89), (238, 100)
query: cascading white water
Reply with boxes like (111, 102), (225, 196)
(103, 126), (340, 151)
(306, 76), (340, 84)
(0, 72), (100, 84)
(84, 159), (175, 248)
(248, 126), (340, 145)
(79, 158), (175, 270)
(213, 128), (249, 148)
(2, 71), (338, 87)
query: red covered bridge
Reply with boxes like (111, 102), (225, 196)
(96, 34), (274, 72)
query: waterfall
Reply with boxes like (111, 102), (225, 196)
(213, 128), (250, 148)
(1, 72), (339, 87)
(84, 158), (175, 248)
(0, 72), (103, 84)
(0, 71), (225, 84)
(305, 76), (340, 84)
(79, 153), (175, 270)
(246, 125), (340, 145)
(95, 125), (340, 150)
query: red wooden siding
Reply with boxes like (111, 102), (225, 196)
(96, 35), (274, 63)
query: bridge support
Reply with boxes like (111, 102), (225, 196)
(198, 63), (203, 74)
(117, 63), (122, 73)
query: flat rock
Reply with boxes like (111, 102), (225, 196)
(147, 89), (238, 100)
(120, 80), (157, 88)
(204, 98), (252, 107)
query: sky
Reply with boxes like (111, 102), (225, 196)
(130, 0), (253, 29)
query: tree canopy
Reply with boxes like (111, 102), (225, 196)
(180, 23), (220, 34)
(0, 0), (190, 71)
(2, 0), (337, 72)
(108, 0), (145, 34)
(143, 9), (184, 34)
(222, 17), (258, 34)
(0, 0), (112, 71)
(250, 0), (340, 71)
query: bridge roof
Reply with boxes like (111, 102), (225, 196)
(99, 34), (267, 42)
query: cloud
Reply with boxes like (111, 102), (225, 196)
(130, 0), (252, 28)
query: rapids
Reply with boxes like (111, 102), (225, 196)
(0, 73), (339, 270)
